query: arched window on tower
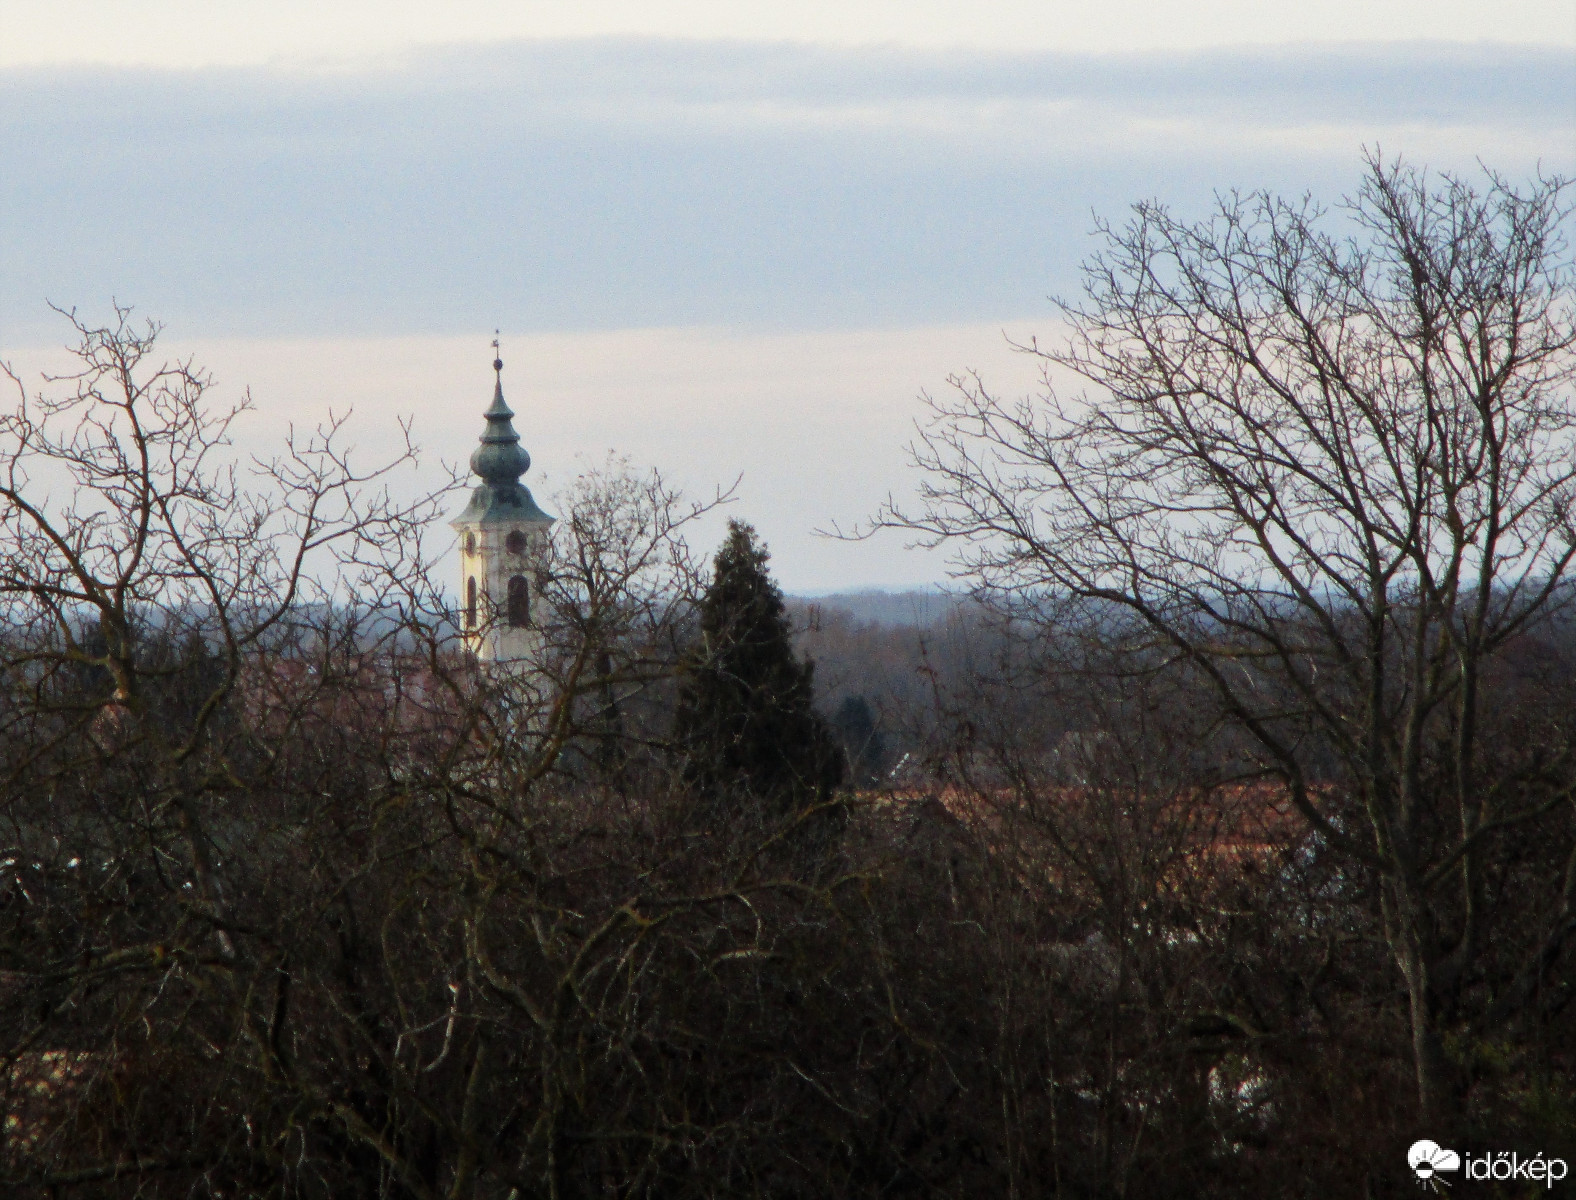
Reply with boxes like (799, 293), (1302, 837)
(507, 575), (530, 627)
(466, 576), (478, 629)
(505, 529), (526, 555)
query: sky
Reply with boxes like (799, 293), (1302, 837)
(2, 1), (1573, 591)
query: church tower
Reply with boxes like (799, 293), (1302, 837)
(451, 344), (554, 664)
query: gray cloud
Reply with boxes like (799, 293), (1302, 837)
(3, 39), (1569, 341)
(411, 38), (1570, 127)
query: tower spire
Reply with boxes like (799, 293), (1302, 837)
(472, 336), (528, 486)
(450, 330), (556, 669)
(453, 332), (554, 523)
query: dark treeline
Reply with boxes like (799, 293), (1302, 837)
(6, 570), (1571, 1197)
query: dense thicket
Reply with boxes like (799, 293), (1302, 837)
(9, 592), (1573, 1199)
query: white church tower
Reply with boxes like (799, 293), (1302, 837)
(451, 343), (554, 664)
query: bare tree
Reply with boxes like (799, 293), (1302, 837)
(527, 457), (731, 785)
(888, 152), (1576, 1124)
(0, 303), (441, 939)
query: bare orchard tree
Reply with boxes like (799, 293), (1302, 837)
(888, 153), (1576, 1125)
(0, 304), (444, 937)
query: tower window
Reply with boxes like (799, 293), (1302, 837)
(464, 532), (477, 556)
(507, 575), (530, 627)
(505, 530), (527, 555)
(466, 577), (478, 629)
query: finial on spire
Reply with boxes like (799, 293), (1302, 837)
(492, 329), (503, 376)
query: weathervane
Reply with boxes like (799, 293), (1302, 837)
(492, 329), (502, 376)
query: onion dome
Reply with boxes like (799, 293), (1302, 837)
(451, 346), (554, 528)
(469, 356), (531, 484)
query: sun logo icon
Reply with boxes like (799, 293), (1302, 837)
(1408, 1140), (1461, 1191)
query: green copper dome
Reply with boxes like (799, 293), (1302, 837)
(452, 354), (555, 528)
(469, 371), (531, 484)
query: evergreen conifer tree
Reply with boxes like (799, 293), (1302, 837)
(674, 520), (845, 810)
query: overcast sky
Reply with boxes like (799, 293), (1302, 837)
(6, 0), (1572, 65)
(3, 3), (1572, 590)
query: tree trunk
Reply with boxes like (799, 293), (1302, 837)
(1389, 890), (1459, 1129)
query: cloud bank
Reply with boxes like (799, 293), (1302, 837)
(2, 39), (1570, 342)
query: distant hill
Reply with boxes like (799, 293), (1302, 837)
(788, 590), (959, 628)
